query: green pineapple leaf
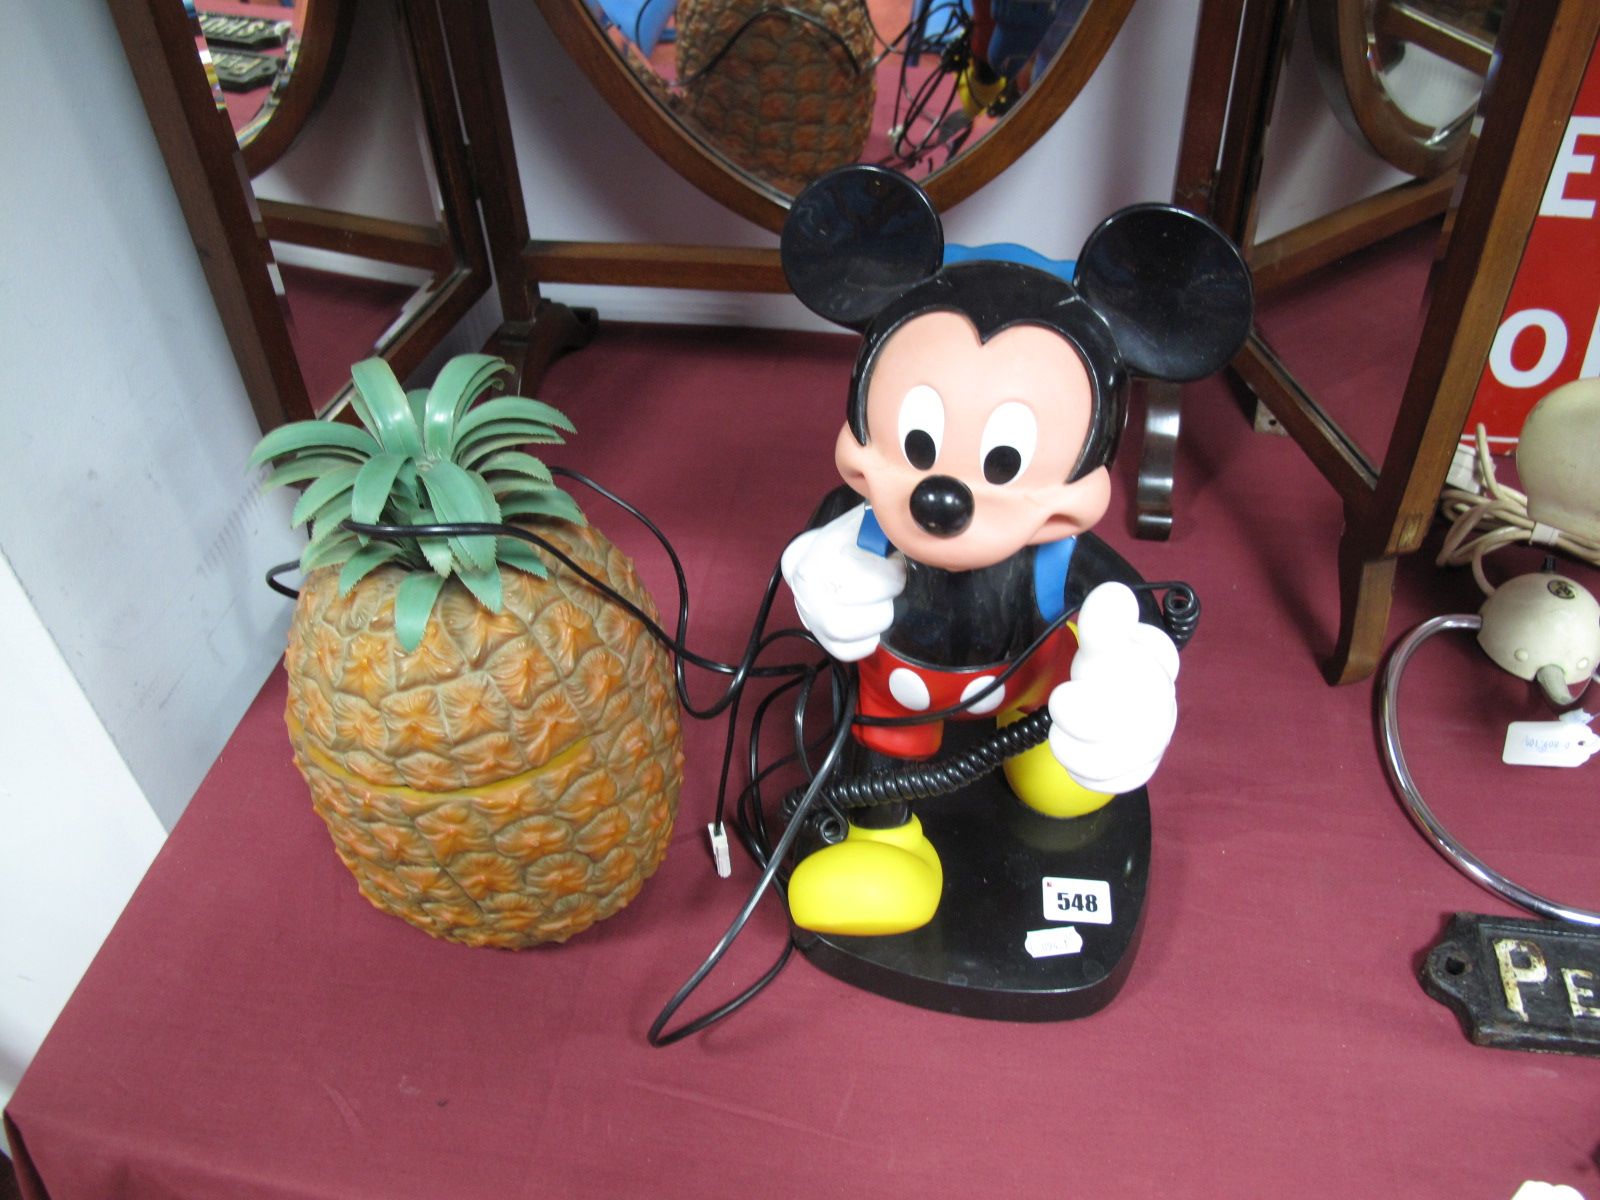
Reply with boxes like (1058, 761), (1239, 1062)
(262, 456), (361, 493)
(301, 529), (362, 572)
(248, 421), (379, 468)
(455, 558), (504, 614)
(491, 472), (564, 503)
(308, 500), (359, 548)
(344, 378), (378, 443)
(418, 460), (499, 573)
(350, 359), (423, 458)
(419, 535), (454, 579)
(251, 353), (585, 640)
(497, 537), (550, 580)
(478, 450), (553, 488)
(394, 571), (447, 652)
(455, 394), (575, 434)
(455, 395), (575, 448)
(390, 491), (452, 578)
(337, 540), (407, 596)
(406, 388), (429, 432)
(423, 354), (510, 459)
(290, 464), (360, 529)
(351, 452), (408, 526)
(458, 430), (566, 470)
(499, 489), (586, 526)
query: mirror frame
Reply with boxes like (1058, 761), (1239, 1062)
(107, 0), (500, 431)
(1307, 0), (1494, 181)
(533, 0), (1137, 232)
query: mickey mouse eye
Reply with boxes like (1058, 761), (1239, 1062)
(897, 384), (944, 471)
(979, 401), (1037, 485)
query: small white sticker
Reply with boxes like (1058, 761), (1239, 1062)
(1502, 720), (1600, 769)
(1024, 926), (1084, 959)
(1042, 876), (1112, 925)
(1509, 1183), (1588, 1200)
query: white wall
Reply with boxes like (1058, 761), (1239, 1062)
(0, 555), (167, 1117)
(0, 1), (306, 1116)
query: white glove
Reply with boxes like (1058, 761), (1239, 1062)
(781, 505), (906, 662)
(1048, 582), (1179, 794)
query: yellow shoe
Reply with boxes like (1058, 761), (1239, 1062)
(957, 65), (1007, 119)
(788, 816), (943, 936)
(999, 710), (1116, 819)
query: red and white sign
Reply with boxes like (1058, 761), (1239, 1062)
(1465, 40), (1600, 447)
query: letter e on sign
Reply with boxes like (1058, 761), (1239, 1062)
(1540, 115), (1600, 218)
(1465, 42), (1600, 444)
(1563, 968), (1600, 1018)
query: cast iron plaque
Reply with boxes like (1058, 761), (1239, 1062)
(1422, 912), (1600, 1056)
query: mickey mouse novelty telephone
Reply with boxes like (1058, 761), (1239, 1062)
(776, 166), (1253, 1018)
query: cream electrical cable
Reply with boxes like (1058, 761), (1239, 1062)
(1437, 425), (1600, 598)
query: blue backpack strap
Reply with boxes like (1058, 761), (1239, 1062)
(856, 506), (893, 557)
(1033, 536), (1077, 622)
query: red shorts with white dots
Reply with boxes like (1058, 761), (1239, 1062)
(853, 624), (1078, 759)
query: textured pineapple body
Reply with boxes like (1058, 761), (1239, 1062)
(284, 522), (684, 948)
(676, 0), (875, 193)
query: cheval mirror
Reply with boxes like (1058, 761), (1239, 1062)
(107, 0), (506, 431)
(1146, 0), (1596, 683)
(1134, 0), (1500, 544)
(445, 0), (1140, 381)
(111, 0), (1145, 420)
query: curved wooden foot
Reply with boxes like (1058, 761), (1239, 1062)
(1324, 523), (1398, 685)
(1134, 381), (1180, 541)
(487, 299), (600, 394)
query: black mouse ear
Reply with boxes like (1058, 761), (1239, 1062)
(781, 165), (944, 329)
(1074, 205), (1254, 382)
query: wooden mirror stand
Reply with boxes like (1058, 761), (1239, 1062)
(108, 0), (506, 430)
(109, 0), (1161, 418)
(417, 0), (1150, 393)
(1150, 0), (1600, 683)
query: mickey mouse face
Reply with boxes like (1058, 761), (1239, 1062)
(835, 311), (1112, 572)
(782, 165), (1253, 571)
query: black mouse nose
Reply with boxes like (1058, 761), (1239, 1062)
(909, 475), (973, 536)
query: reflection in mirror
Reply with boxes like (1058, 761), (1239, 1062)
(1372, 0), (1495, 124)
(194, 3), (297, 144)
(1254, 218), (1442, 467)
(1251, 0), (1502, 465)
(1310, 0), (1498, 180)
(115, 0), (492, 424)
(189, 0), (353, 177)
(587, 0), (1095, 195)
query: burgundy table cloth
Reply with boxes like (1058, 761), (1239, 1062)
(9, 304), (1599, 1197)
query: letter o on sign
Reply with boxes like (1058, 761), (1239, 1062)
(1490, 309), (1569, 388)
